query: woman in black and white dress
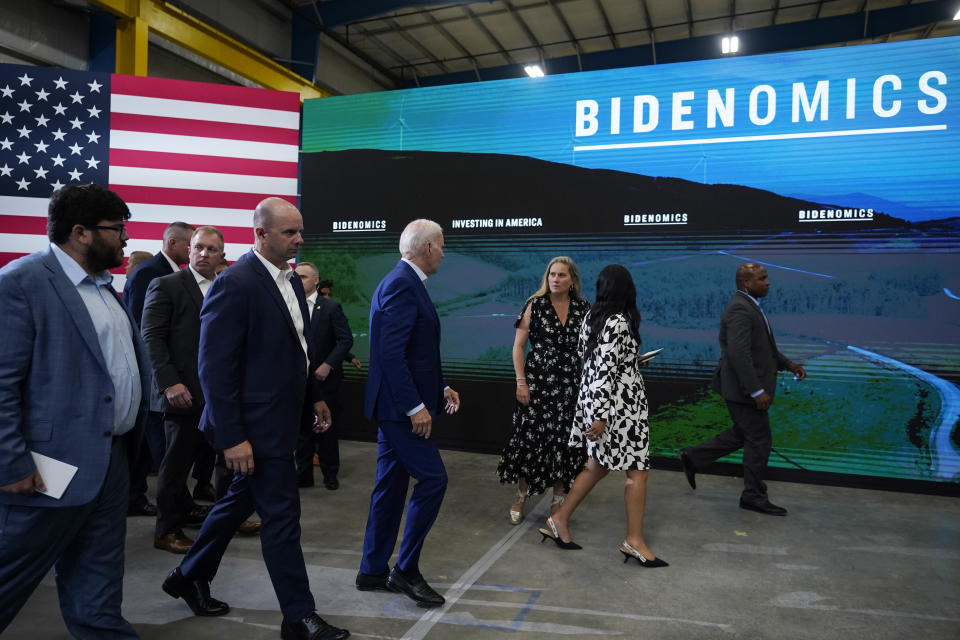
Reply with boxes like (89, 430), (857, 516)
(539, 265), (667, 567)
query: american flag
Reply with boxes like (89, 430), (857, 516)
(0, 63), (300, 289)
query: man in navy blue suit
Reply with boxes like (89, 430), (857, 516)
(0, 184), (151, 637)
(161, 198), (349, 640)
(355, 219), (460, 608)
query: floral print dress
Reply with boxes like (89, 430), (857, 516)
(497, 295), (589, 495)
(569, 312), (650, 471)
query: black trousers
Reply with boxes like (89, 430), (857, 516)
(155, 413), (201, 537)
(685, 400), (771, 502)
(295, 383), (342, 484)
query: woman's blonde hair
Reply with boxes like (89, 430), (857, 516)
(527, 256), (583, 302)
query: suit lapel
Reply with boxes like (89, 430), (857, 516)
(179, 268), (204, 313)
(245, 251), (299, 340)
(42, 249), (111, 374)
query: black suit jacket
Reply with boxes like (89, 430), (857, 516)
(712, 291), (793, 405)
(141, 268), (205, 416)
(123, 251), (176, 328)
(309, 296), (354, 383)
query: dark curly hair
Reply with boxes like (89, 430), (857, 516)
(47, 184), (131, 244)
(584, 264), (641, 355)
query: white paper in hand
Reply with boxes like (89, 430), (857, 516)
(29, 452), (78, 500)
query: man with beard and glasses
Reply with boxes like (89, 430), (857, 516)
(0, 184), (152, 637)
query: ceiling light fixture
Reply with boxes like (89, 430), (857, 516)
(721, 36), (740, 55)
(524, 64), (545, 78)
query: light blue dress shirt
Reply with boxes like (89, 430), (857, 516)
(51, 244), (142, 435)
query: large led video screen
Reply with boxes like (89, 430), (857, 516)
(300, 37), (960, 484)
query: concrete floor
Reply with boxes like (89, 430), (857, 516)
(8, 440), (960, 640)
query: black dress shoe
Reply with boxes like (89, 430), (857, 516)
(386, 567), (444, 608)
(162, 567), (230, 616)
(323, 477), (339, 490)
(127, 501), (158, 517)
(192, 483), (217, 502)
(739, 498), (787, 516)
(183, 504), (212, 528)
(355, 571), (389, 591)
(280, 612), (349, 640)
(679, 450), (697, 490)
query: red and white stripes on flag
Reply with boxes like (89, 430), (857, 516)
(0, 69), (300, 289)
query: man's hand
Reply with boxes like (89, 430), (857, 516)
(164, 383), (193, 409)
(789, 363), (807, 381)
(224, 440), (255, 475)
(753, 391), (773, 411)
(313, 401), (332, 433)
(0, 470), (46, 496)
(314, 363), (332, 381)
(410, 407), (432, 439)
(444, 387), (460, 414)
(350, 357), (363, 370)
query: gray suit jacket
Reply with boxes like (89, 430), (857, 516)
(0, 247), (151, 507)
(712, 291), (793, 405)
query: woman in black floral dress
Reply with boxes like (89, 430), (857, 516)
(497, 257), (589, 524)
(539, 265), (667, 567)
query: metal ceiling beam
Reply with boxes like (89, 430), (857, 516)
(639, 0), (656, 63)
(772, 0), (781, 25)
(384, 17), (451, 74)
(684, 0), (694, 38)
(594, 0), (619, 49)
(88, 0), (329, 99)
(503, 0), (544, 60)
(308, 0), (479, 28)
(402, 0), (956, 85)
(545, 0), (582, 70)
(421, 11), (482, 79)
(463, 5), (517, 66)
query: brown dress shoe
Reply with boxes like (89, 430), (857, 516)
(237, 520), (261, 535)
(154, 531), (194, 554)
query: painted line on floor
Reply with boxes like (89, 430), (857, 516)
(398, 493), (550, 640)
(772, 591), (960, 622)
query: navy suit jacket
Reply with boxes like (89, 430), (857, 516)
(712, 291), (793, 405)
(123, 251), (175, 328)
(364, 260), (445, 423)
(0, 247), (151, 507)
(309, 296), (354, 383)
(141, 268), (205, 416)
(197, 250), (324, 457)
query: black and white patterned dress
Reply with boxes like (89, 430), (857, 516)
(569, 312), (650, 471)
(497, 295), (589, 495)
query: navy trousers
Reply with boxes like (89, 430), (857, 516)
(178, 455), (315, 621)
(0, 438), (137, 638)
(359, 420), (448, 577)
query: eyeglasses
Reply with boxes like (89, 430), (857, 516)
(88, 224), (126, 237)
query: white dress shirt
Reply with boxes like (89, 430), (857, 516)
(160, 250), (180, 273)
(306, 291), (318, 320)
(189, 265), (214, 298)
(51, 244), (142, 434)
(253, 249), (309, 369)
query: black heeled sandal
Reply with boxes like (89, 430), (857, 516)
(537, 517), (582, 550)
(619, 541), (668, 567)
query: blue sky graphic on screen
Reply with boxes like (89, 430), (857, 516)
(300, 37), (960, 484)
